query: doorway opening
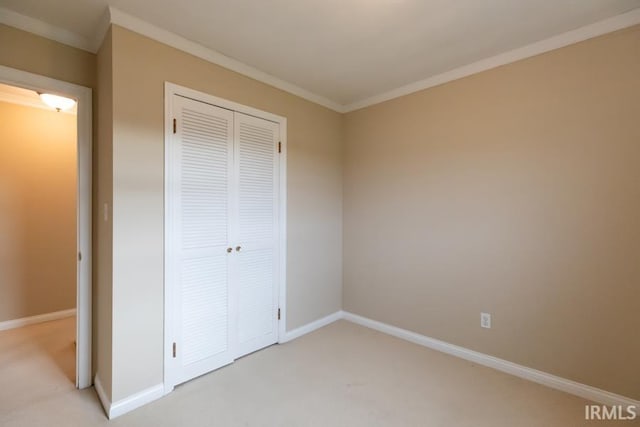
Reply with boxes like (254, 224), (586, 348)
(0, 66), (92, 390)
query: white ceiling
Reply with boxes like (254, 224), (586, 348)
(1, 0), (639, 109)
(0, 83), (77, 114)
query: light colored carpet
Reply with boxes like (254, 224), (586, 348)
(0, 318), (634, 426)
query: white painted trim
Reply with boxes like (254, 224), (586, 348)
(163, 83), (175, 396)
(0, 5), (340, 111)
(75, 77), (93, 391)
(167, 82), (288, 125)
(163, 81), (288, 392)
(93, 374), (110, 418)
(0, 7), (94, 52)
(110, 7), (343, 113)
(280, 311), (344, 343)
(91, 8), (113, 52)
(98, 308), (638, 417)
(0, 308), (76, 331)
(0, 65), (93, 390)
(94, 375), (164, 419)
(113, 5), (640, 112)
(3, 5), (639, 112)
(344, 7), (640, 112)
(342, 312), (640, 410)
(277, 114), (288, 345)
(110, 384), (164, 419)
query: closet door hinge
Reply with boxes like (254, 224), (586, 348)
(173, 118), (177, 134)
(172, 342), (177, 358)
(277, 308), (281, 320)
(278, 141), (281, 153)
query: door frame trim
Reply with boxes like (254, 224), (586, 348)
(163, 82), (287, 394)
(0, 65), (93, 389)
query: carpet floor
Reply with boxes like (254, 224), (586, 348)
(0, 317), (634, 426)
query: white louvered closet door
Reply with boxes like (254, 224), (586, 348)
(232, 112), (280, 359)
(168, 94), (281, 387)
(170, 95), (235, 385)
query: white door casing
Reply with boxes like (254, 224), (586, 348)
(164, 83), (286, 392)
(0, 65), (93, 389)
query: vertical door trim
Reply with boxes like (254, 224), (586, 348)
(163, 85), (175, 393)
(0, 65), (93, 389)
(163, 82), (287, 394)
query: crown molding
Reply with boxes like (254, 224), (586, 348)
(2, 5), (638, 114)
(0, 6), (94, 53)
(108, 7), (345, 113)
(343, 7), (640, 112)
(91, 7), (113, 53)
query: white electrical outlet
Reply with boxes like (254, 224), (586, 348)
(481, 312), (491, 329)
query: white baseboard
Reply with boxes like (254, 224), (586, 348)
(94, 374), (164, 419)
(93, 374), (110, 417)
(92, 309), (637, 419)
(92, 311), (344, 419)
(0, 308), (76, 331)
(109, 383), (164, 419)
(280, 310), (344, 343)
(342, 311), (639, 410)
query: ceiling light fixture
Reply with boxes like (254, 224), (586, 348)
(39, 93), (76, 112)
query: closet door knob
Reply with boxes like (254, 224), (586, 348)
(227, 247), (233, 253)
(235, 246), (242, 252)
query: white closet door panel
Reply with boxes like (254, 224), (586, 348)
(180, 253), (227, 366)
(234, 112), (280, 358)
(181, 107), (230, 249)
(171, 95), (234, 385)
(238, 119), (276, 243)
(237, 248), (274, 345)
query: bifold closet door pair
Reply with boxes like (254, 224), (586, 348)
(166, 94), (282, 386)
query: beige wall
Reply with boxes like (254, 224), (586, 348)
(109, 25), (343, 400)
(0, 24), (95, 90)
(0, 101), (76, 322)
(95, 28), (114, 398)
(4, 15), (636, 405)
(344, 25), (640, 400)
(0, 23), (104, 379)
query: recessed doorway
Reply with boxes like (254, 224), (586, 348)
(0, 65), (92, 390)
